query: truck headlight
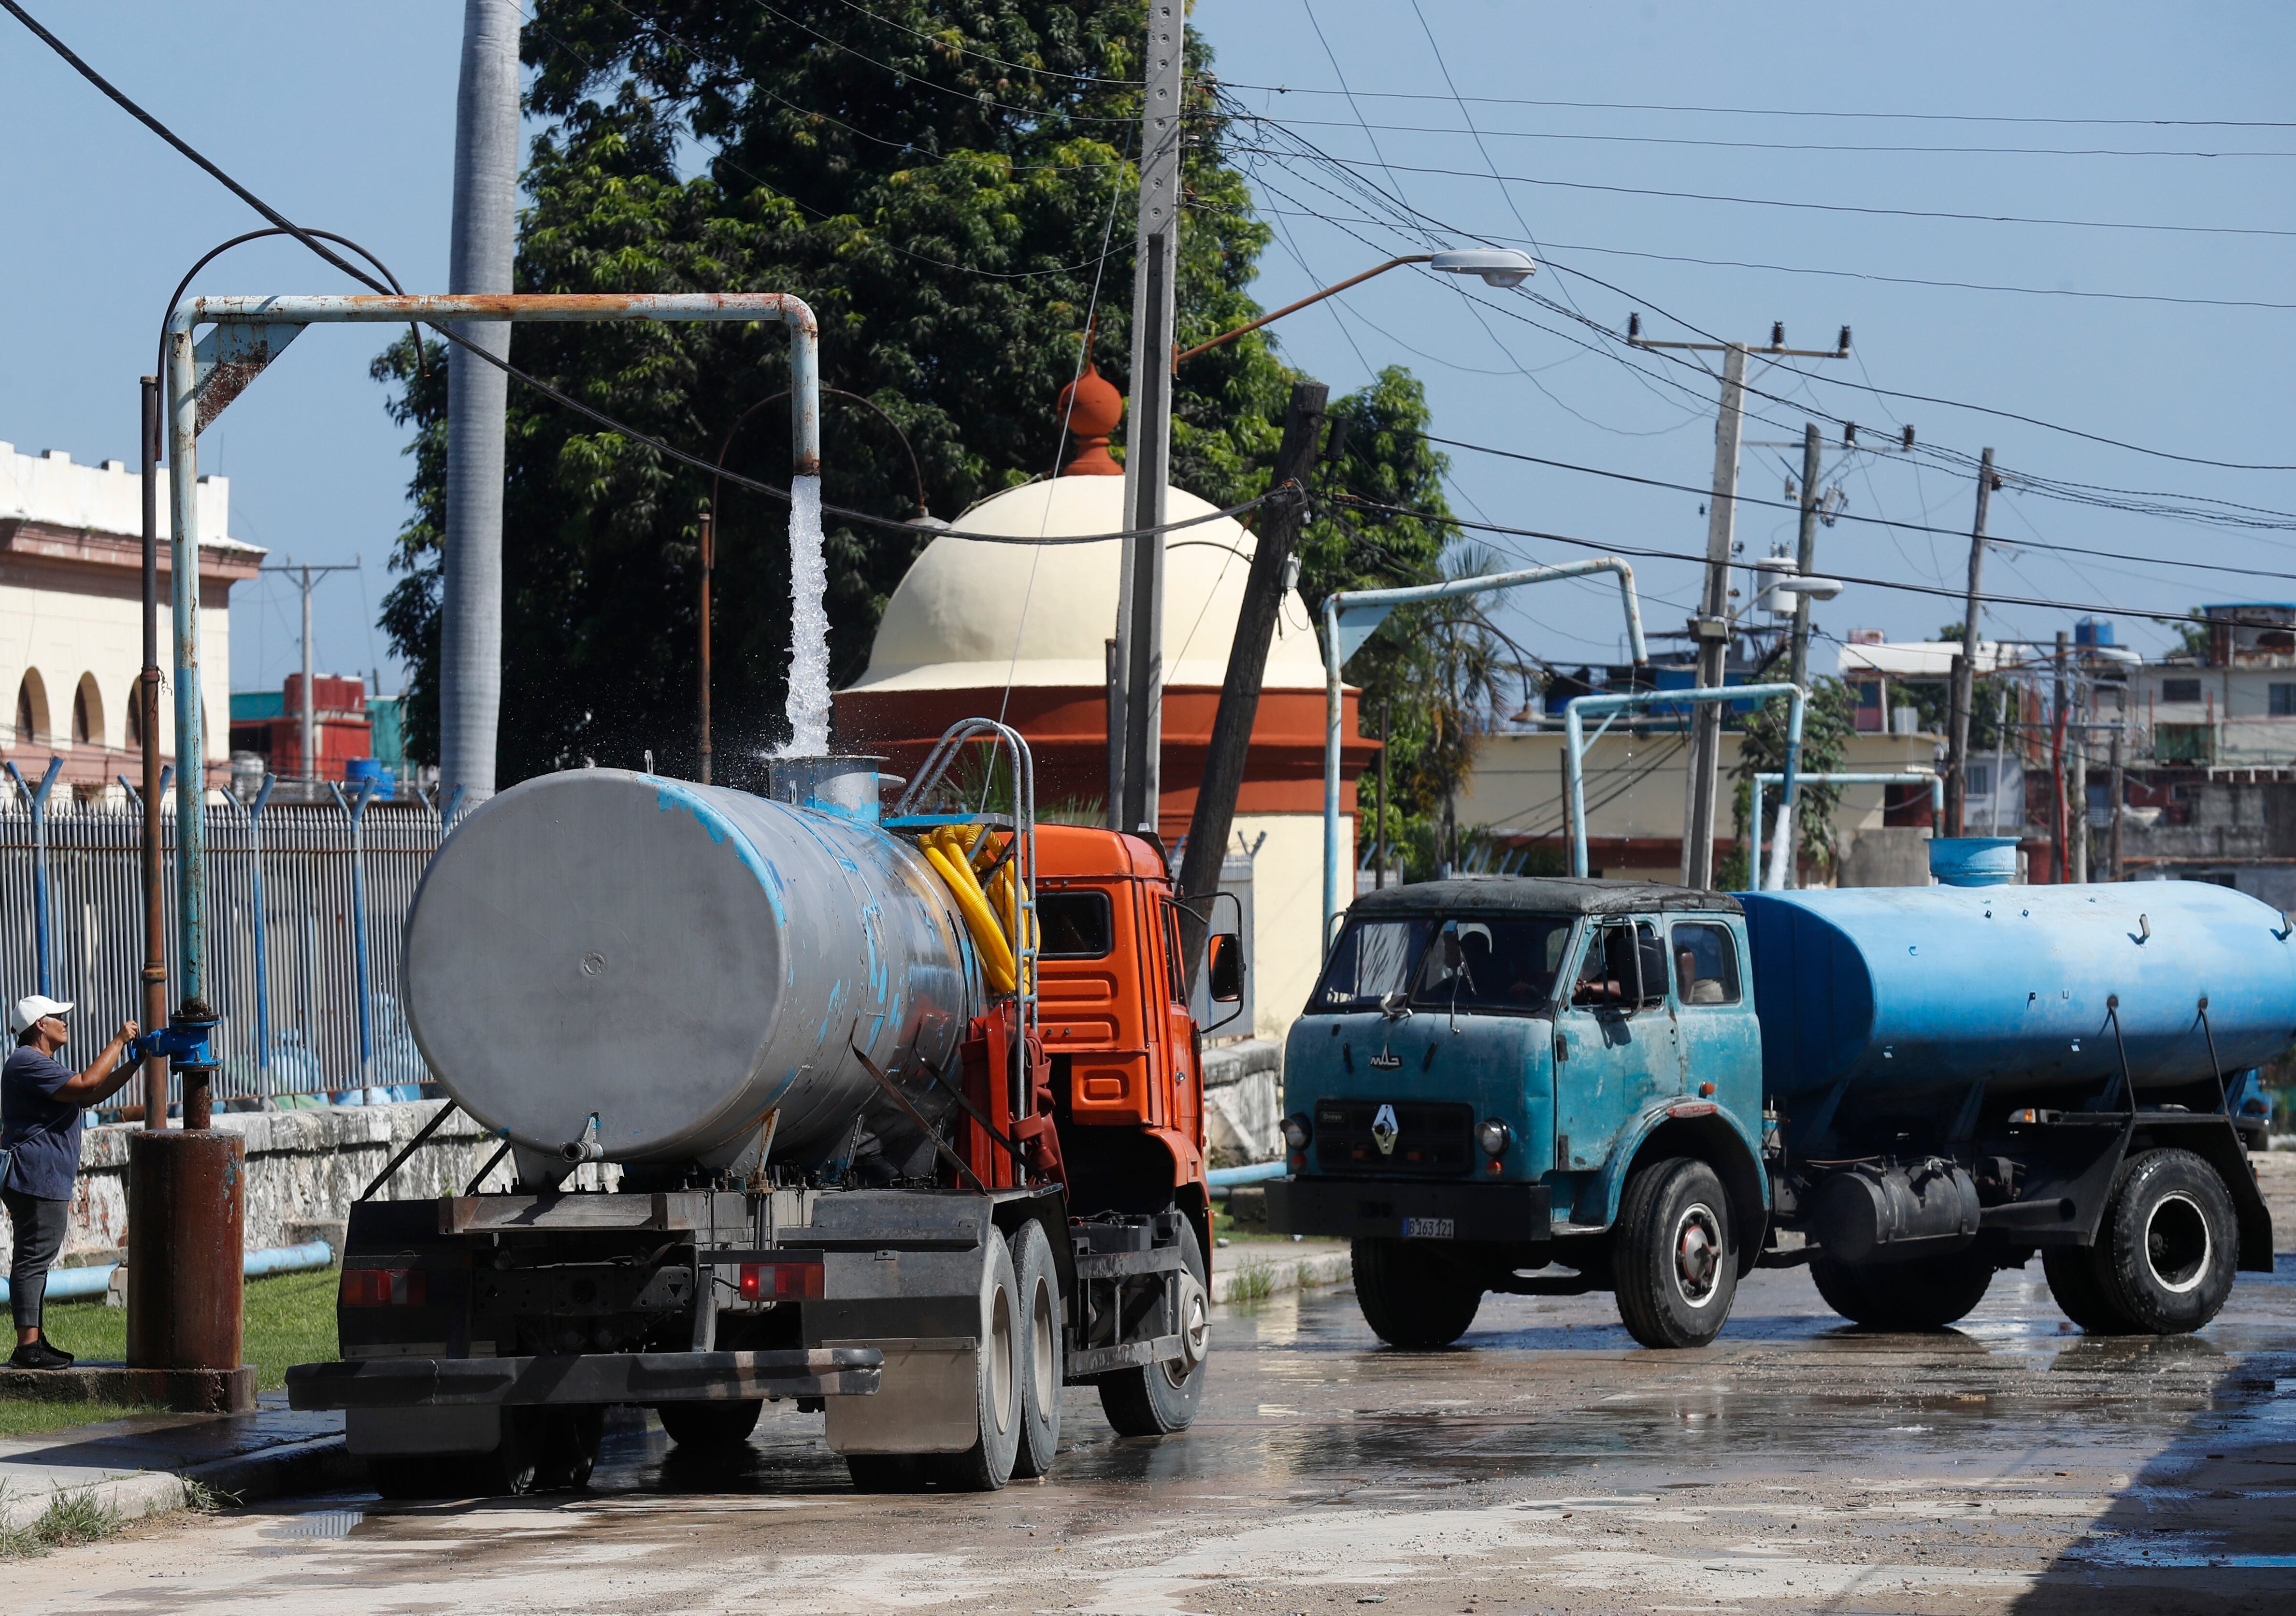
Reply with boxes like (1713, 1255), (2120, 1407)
(1281, 1112), (1312, 1152)
(1477, 1118), (1511, 1158)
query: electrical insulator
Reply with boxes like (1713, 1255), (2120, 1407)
(1902, 424), (1916, 449)
(1837, 325), (1852, 355)
(1627, 311), (1642, 341)
(1771, 321), (1785, 348)
(1844, 422), (1858, 446)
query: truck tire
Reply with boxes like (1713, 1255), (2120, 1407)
(657, 1399), (762, 1454)
(1350, 1240), (1483, 1349)
(2042, 1245), (2131, 1332)
(1808, 1252), (1992, 1331)
(532, 1406), (605, 1491)
(1613, 1156), (1737, 1349)
(920, 1232), (1024, 1490)
(2096, 1148), (2238, 1334)
(1098, 1219), (1209, 1437)
(1008, 1220), (1064, 1478)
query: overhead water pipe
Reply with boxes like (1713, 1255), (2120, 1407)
(1746, 771), (1941, 892)
(1563, 683), (1807, 889)
(1320, 558), (1649, 946)
(164, 292), (819, 1032)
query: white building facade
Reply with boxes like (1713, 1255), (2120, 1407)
(1, 440), (260, 792)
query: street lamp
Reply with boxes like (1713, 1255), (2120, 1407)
(1172, 247), (1537, 368)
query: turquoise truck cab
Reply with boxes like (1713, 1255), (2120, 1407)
(1265, 877), (1769, 1349)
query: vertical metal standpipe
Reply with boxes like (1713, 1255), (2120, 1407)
(1375, 700), (1390, 891)
(299, 566), (316, 785)
(1681, 344), (1746, 889)
(138, 375), (169, 1126)
(697, 511), (713, 785)
(132, 326), (246, 1396)
(248, 777), (275, 1096)
(439, 0), (524, 804)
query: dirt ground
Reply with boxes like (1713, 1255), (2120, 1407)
(15, 1246), (2294, 1616)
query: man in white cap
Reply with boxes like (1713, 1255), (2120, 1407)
(3, 996), (138, 1371)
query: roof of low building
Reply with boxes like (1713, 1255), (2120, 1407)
(1351, 875), (1743, 918)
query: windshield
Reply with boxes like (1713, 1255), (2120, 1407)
(1309, 914), (1577, 1015)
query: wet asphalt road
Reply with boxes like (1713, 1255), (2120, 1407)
(21, 1256), (2296, 1616)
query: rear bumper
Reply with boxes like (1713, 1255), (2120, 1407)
(285, 1347), (881, 1411)
(1265, 1176), (1552, 1245)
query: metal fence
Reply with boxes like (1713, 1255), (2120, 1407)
(0, 787), (451, 1105)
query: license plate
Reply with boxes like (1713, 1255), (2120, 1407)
(1401, 1216), (1454, 1240)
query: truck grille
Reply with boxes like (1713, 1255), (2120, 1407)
(1312, 1099), (1476, 1178)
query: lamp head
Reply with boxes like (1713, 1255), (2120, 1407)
(1430, 248), (1537, 288)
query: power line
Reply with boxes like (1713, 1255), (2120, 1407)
(1322, 490), (2221, 629)
(1224, 139), (2296, 240)
(1219, 83), (2296, 131)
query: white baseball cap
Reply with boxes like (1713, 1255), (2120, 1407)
(9, 995), (73, 1034)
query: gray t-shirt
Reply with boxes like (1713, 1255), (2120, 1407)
(1, 1046), (83, 1201)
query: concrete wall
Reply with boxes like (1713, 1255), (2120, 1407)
(1203, 1037), (1282, 1166)
(0, 1101), (593, 1270)
(1231, 812), (1328, 1041)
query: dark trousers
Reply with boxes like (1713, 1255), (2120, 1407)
(3, 1188), (69, 1332)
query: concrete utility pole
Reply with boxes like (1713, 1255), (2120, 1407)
(260, 561), (359, 783)
(2052, 630), (2070, 882)
(1632, 321), (1849, 887)
(440, 0), (522, 801)
(1787, 422), (1822, 690)
(1113, 0), (1184, 835)
(1946, 448), (1997, 836)
(2071, 680), (2091, 884)
(1177, 381), (1326, 977)
(2109, 720), (2125, 880)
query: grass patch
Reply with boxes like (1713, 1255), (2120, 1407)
(1224, 1265), (1276, 1304)
(0, 1400), (156, 1442)
(0, 1485), (124, 1558)
(37, 1266), (337, 1393)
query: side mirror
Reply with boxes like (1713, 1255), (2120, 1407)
(1208, 934), (1245, 1003)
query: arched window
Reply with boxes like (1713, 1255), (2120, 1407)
(14, 670), (46, 746)
(125, 683), (143, 749)
(72, 674), (101, 748)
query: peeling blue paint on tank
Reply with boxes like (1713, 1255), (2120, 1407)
(652, 780), (786, 923)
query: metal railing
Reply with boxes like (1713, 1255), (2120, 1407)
(0, 788), (453, 1106)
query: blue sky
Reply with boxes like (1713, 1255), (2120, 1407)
(3, 2), (2289, 697)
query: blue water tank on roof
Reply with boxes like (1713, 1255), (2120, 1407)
(1739, 881), (2296, 1105)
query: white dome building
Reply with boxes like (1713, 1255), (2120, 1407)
(835, 469), (1377, 1047)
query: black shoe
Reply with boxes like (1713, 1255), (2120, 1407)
(9, 1340), (73, 1371)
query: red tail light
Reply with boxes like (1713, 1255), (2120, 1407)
(739, 1261), (825, 1301)
(341, 1267), (428, 1307)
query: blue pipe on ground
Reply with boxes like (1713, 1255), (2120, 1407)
(0, 1239), (335, 1305)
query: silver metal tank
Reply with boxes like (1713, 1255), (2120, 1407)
(1742, 879), (2296, 1104)
(402, 769), (978, 1168)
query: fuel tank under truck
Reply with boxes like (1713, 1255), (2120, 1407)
(401, 769), (978, 1172)
(1741, 879), (2296, 1111)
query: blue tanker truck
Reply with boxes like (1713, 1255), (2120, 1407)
(1265, 840), (2282, 1347)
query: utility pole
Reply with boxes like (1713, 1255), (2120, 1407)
(2066, 634), (2084, 881)
(1113, 0), (1183, 836)
(1375, 700), (1390, 890)
(1787, 422), (1822, 690)
(260, 561), (359, 784)
(1946, 448), (1997, 836)
(2071, 678), (2090, 883)
(2109, 720), (2125, 881)
(1177, 381), (1326, 977)
(1632, 321), (1849, 887)
(440, 0), (522, 803)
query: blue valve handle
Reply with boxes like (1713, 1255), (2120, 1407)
(134, 1023), (215, 1065)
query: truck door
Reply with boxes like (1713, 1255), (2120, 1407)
(1551, 919), (1672, 1184)
(1666, 918), (1751, 1115)
(1159, 901), (1200, 1146)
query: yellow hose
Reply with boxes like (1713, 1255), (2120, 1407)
(922, 842), (1017, 993)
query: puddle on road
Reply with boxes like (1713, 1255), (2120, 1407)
(268, 1509), (365, 1540)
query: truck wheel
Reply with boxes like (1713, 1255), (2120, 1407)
(532, 1406), (604, 1491)
(2096, 1148), (2238, 1334)
(921, 1230), (1024, 1490)
(1098, 1219), (1208, 1438)
(1613, 1156), (1737, 1349)
(1007, 1220), (1064, 1478)
(658, 1400), (762, 1454)
(1350, 1240), (1483, 1349)
(1809, 1252), (1991, 1330)
(2042, 1245), (2132, 1333)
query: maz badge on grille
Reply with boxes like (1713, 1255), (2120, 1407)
(1372, 1102), (1401, 1155)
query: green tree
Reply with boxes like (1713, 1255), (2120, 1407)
(1724, 677), (1856, 888)
(375, 2), (1324, 779)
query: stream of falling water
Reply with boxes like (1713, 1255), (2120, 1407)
(782, 473), (831, 754)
